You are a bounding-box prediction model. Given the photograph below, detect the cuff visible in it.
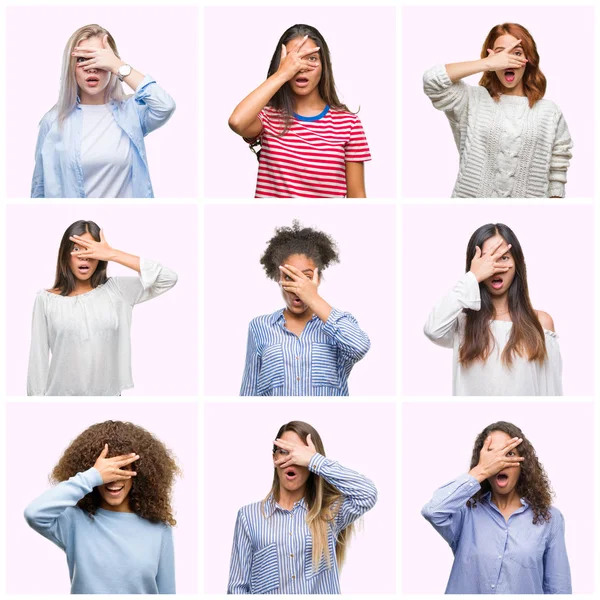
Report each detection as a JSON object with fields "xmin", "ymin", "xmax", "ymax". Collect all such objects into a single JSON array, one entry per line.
[
  {"xmin": 84, "ymin": 467, "xmax": 104, "ymax": 488},
  {"xmin": 548, "ymin": 181, "xmax": 566, "ymax": 198},
  {"xmin": 134, "ymin": 74, "xmax": 158, "ymax": 97},
  {"xmin": 139, "ymin": 257, "xmax": 161, "ymax": 289},
  {"xmin": 423, "ymin": 64, "xmax": 453, "ymax": 90},
  {"xmin": 308, "ymin": 453, "xmax": 327, "ymax": 474}
]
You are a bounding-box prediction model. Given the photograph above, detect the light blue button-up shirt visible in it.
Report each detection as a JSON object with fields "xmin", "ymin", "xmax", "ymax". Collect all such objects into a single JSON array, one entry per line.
[
  {"xmin": 422, "ymin": 473, "xmax": 572, "ymax": 594},
  {"xmin": 31, "ymin": 75, "xmax": 175, "ymax": 198},
  {"xmin": 240, "ymin": 307, "xmax": 370, "ymax": 396},
  {"xmin": 227, "ymin": 453, "xmax": 377, "ymax": 594}
]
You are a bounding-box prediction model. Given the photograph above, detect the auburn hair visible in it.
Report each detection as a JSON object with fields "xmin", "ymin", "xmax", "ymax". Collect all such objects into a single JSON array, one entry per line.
[
  {"xmin": 479, "ymin": 23, "xmax": 546, "ymax": 108},
  {"xmin": 459, "ymin": 223, "xmax": 547, "ymax": 367}
]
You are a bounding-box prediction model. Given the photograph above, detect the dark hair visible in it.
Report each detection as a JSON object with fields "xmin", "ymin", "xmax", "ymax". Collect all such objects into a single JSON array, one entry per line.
[
  {"xmin": 460, "ymin": 223, "xmax": 546, "ymax": 367},
  {"xmin": 479, "ymin": 23, "xmax": 546, "ymax": 108},
  {"xmin": 52, "ymin": 220, "xmax": 108, "ymax": 296},
  {"xmin": 467, "ymin": 421, "xmax": 553, "ymax": 524},
  {"xmin": 260, "ymin": 220, "xmax": 339, "ymax": 280},
  {"xmin": 267, "ymin": 24, "xmax": 350, "ymax": 132},
  {"xmin": 51, "ymin": 420, "xmax": 180, "ymax": 525}
]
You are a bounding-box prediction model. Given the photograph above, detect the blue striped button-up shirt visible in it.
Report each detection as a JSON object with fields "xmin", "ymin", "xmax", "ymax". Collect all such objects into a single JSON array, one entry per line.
[
  {"xmin": 240, "ymin": 307, "xmax": 370, "ymax": 396},
  {"xmin": 421, "ymin": 473, "xmax": 572, "ymax": 594},
  {"xmin": 227, "ymin": 453, "xmax": 378, "ymax": 594}
]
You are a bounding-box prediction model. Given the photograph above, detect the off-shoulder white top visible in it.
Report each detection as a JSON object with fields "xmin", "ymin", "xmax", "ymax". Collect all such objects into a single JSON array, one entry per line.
[
  {"xmin": 424, "ymin": 272, "xmax": 562, "ymax": 396},
  {"xmin": 27, "ymin": 258, "xmax": 177, "ymax": 396}
]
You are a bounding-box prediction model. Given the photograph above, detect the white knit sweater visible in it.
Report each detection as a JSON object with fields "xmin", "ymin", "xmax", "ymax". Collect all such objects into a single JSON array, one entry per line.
[{"xmin": 423, "ymin": 64, "xmax": 573, "ymax": 198}]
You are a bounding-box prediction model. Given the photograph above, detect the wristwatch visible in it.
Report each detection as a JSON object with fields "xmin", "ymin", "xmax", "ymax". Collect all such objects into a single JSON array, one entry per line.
[{"xmin": 117, "ymin": 64, "xmax": 132, "ymax": 81}]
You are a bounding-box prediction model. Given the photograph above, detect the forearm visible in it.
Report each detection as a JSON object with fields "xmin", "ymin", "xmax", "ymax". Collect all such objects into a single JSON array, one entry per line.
[
  {"xmin": 445, "ymin": 58, "xmax": 488, "ymax": 83},
  {"xmin": 310, "ymin": 295, "xmax": 333, "ymax": 323},
  {"xmin": 229, "ymin": 73, "xmax": 288, "ymax": 137},
  {"xmin": 321, "ymin": 308, "xmax": 370, "ymax": 361},
  {"xmin": 110, "ymin": 249, "xmax": 141, "ymax": 272},
  {"xmin": 110, "ymin": 58, "xmax": 145, "ymax": 92}
]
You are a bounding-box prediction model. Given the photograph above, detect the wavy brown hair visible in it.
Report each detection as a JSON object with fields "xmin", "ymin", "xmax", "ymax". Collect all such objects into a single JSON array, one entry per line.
[
  {"xmin": 459, "ymin": 223, "xmax": 547, "ymax": 367},
  {"xmin": 51, "ymin": 421, "xmax": 180, "ymax": 525},
  {"xmin": 263, "ymin": 421, "xmax": 354, "ymax": 570},
  {"xmin": 267, "ymin": 24, "xmax": 351, "ymax": 133},
  {"xmin": 467, "ymin": 421, "xmax": 553, "ymax": 524},
  {"xmin": 479, "ymin": 23, "xmax": 546, "ymax": 108}
]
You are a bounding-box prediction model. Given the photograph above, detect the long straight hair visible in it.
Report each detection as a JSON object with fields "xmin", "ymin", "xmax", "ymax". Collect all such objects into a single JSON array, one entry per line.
[
  {"xmin": 264, "ymin": 421, "xmax": 355, "ymax": 569},
  {"xmin": 459, "ymin": 223, "xmax": 547, "ymax": 367},
  {"xmin": 52, "ymin": 220, "xmax": 108, "ymax": 296},
  {"xmin": 266, "ymin": 24, "xmax": 350, "ymax": 133},
  {"xmin": 56, "ymin": 24, "xmax": 125, "ymax": 122},
  {"xmin": 479, "ymin": 23, "xmax": 546, "ymax": 108}
]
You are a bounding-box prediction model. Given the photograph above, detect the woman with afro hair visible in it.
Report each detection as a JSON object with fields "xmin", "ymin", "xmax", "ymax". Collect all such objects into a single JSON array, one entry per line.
[
  {"xmin": 421, "ymin": 421, "xmax": 571, "ymax": 594},
  {"xmin": 24, "ymin": 421, "xmax": 179, "ymax": 594},
  {"xmin": 240, "ymin": 221, "xmax": 370, "ymax": 396}
]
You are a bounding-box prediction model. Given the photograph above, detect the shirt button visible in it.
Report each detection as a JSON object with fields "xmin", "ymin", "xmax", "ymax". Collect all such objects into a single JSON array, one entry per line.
[
  {"xmin": 290, "ymin": 553, "xmax": 294, "ymax": 558},
  {"xmin": 296, "ymin": 356, "xmax": 299, "ymax": 359},
  {"xmin": 498, "ymin": 555, "xmax": 502, "ymax": 559},
  {"xmin": 491, "ymin": 585, "xmax": 495, "ymax": 589},
  {"xmin": 292, "ymin": 575, "xmax": 296, "ymax": 580},
  {"xmin": 296, "ymin": 376, "xmax": 300, "ymax": 381},
  {"xmin": 289, "ymin": 532, "xmax": 292, "ymax": 536}
]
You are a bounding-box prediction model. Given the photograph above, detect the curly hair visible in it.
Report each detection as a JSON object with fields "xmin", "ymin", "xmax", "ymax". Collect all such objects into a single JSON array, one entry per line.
[
  {"xmin": 260, "ymin": 220, "xmax": 340, "ymax": 281},
  {"xmin": 479, "ymin": 23, "xmax": 546, "ymax": 108},
  {"xmin": 51, "ymin": 421, "xmax": 180, "ymax": 525},
  {"xmin": 467, "ymin": 421, "xmax": 553, "ymax": 524}
]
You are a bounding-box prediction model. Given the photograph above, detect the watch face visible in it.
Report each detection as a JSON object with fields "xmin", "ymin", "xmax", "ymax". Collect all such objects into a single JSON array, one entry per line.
[{"xmin": 119, "ymin": 65, "xmax": 132, "ymax": 77}]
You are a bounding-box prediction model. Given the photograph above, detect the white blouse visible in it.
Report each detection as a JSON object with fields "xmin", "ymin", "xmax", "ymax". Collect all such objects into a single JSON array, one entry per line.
[
  {"xmin": 27, "ymin": 258, "xmax": 177, "ymax": 396},
  {"xmin": 424, "ymin": 272, "xmax": 562, "ymax": 396}
]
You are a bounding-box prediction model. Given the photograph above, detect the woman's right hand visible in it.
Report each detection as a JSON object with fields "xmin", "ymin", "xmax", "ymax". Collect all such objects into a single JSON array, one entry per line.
[
  {"xmin": 276, "ymin": 35, "xmax": 320, "ymax": 82},
  {"xmin": 469, "ymin": 436, "xmax": 524, "ymax": 482},
  {"xmin": 469, "ymin": 239, "xmax": 512, "ymax": 283},
  {"xmin": 483, "ymin": 38, "xmax": 528, "ymax": 72},
  {"xmin": 93, "ymin": 444, "xmax": 139, "ymax": 484}
]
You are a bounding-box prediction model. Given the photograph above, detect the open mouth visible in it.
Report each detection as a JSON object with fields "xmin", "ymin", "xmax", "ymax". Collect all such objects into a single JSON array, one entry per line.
[
  {"xmin": 295, "ymin": 76, "xmax": 309, "ymax": 87},
  {"xmin": 284, "ymin": 468, "xmax": 298, "ymax": 481},
  {"xmin": 291, "ymin": 296, "xmax": 303, "ymax": 307},
  {"xmin": 77, "ymin": 264, "xmax": 90, "ymax": 274},
  {"xmin": 496, "ymin": 473, "xmax": 509, "ymax": 488},
  {"xmin": 504, "ymin": 69, "xmax": 516, "ymax": 83},
  {"xmin": 86, "ymin": 75, "xmax": 100, "ymax": 87},
  {"xmin": 105, "ymin": 484, "xmax": 125, "ymax": 497},
  {"xmin": 491, "ymin": 277, "xmax": 504, "ymax": 290}
]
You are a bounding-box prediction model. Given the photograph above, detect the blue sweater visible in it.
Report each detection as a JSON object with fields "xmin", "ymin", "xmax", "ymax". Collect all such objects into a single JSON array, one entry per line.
[{"xmin": 24, "ymin": 467, "xmax": 175, "ymax": 594}]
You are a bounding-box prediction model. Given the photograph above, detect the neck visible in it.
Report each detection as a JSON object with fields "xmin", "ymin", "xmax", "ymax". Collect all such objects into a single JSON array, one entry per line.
[
  {"xmin": 99, "ymin": 499, "xmax": 133, "ymax": 513},
  {"xmin": 70, "ymin": 280, "xmax": 94, "ymax": 296},
  {"xmin": 277, "ymin": 486, "xmax": 306, "ymax": 510},
  {"xmin": 501, "ymin": 81, "xmax": 525, "ymax": 97},
  {"xmin": 491, "ymin": 294, "xmax": 510, "ymax": 317},
  {"xmin": 293, "ymin": 90, "xmax": 326, "ymax": 115},
  {"xmin": 79, "ymin": 90, "xmax": 107, "ymax": 106},
  {"xmin": 284, "ymin": 308, "xmax": 314, "ymax": 325},
  {"xmin": 491, "ymin": 488, "xmax": 521, "ymax": 511}
]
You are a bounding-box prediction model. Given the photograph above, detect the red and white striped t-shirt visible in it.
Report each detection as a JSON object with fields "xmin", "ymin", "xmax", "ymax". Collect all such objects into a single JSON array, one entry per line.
[{"xmin": 254, "ymin": 105, "xmax": 371, "ymax": 198}]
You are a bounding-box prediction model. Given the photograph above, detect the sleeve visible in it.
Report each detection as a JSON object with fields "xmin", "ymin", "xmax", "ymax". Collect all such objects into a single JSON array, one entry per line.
[
  {"xmin": 131, "ymin": 75, "xmax": 176, "ymax": 136},
  {"xmin": 31, "ymin": 114, "xmax": 53, "ymax": 198},
  {"xmin": 547, "ymin": 111, "xmax": 573, "ymax": 198},
  {"xmin": 544, "ymin": 331, "xmax": 563, "ymax": 396},
  {"xmin": 309, "ymin": 453, "xmax": 378, "ymax": 533},
  {"xmin": 423, "ymin": 64, "xmax": 471, "ymax": 126},
  {"xmin": 227, "ymin": 509, "xmax": 253, "ymax": 594},
  {"xmin": 345, "ymin": 116, "xmax": 372, "ymax": 162},
  {"xmin": 27, "ymin": 292, "xmax": 50, "ymax": 396},
  {"xmin": 321, "ymin": 308, "xmax": 371, "ymax": 364},
  {"xmin": 423, "ymin": 271, "xmax": 481, "ymax": 348},
  {"xmin": 239, "ymin": 323, "xmax": 260, "ymax": 396},
  {"xmin": 156, "ymin": 525, "xmax": 176, "ymax": 594},
  {"xmin": 23, "ymin": 468, "xmax": 103, "ymax": 550},
  {"xmin": 113, "ymin": 258, "xmax": 178, "ymax": 306},
  {"xmin": 420, "ymin": 473, "xmax": 478, "ymax": 551},
  {"xmin": 542, "ymin": 509, "xmax": 572, "ymax": 593}
]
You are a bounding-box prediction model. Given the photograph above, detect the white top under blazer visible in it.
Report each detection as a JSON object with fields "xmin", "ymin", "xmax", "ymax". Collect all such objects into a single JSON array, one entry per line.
[{"xmin": 424, "ymin": 272, "xmax": 562, "ymax": 396}]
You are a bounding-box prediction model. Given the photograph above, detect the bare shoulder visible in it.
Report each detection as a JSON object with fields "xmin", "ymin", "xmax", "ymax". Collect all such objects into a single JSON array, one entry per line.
[
  {"xmin": 46, "ymin": 288, "xmax": 61, "ymax": 295},
  {"xmin": 536, "ymin": 310, "xmax": 555, "ymax": 332}
]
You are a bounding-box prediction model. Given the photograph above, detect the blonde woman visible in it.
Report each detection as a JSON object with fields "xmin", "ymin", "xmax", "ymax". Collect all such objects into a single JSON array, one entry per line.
[
  {"xmin": 31, "ymin": 24, "xmax": 175, "ymax": 198},
  {"xmin": 227, "ymin": 421, "xmax": 377, "ymax": 594}
]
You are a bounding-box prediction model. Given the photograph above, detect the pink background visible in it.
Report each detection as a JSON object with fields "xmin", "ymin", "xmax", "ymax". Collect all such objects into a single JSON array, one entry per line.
[
  {"xmin": 402, "ymin": 401, "xmax": 595, "ymax": 594},
  {"xmin": 5, "ymin": 204, "xmax": 199, "ymax": 396},
  {"xmin": 204, "ymin": 204, "xmax": 397, "ymax": 396},
  {"xmin": 402, "ymin": 6, "xmax": 594, "ymax": 198},
  {"xmin": 204, "ymin": 401, "xmax": 396, "ymax": 594},
  {"xmin": 6, "ymin": 402, "xmax": 199, "ymax": 594},
  {"xmin": 203, "ymin": 7, "xmax": 397, "ymax": 198},
  {"xmin": 6, "ymin": 6, "xmax": 199, "ymax": 198},
  {"xmin": 402, "ymin": 204, "xmax": 595, "ymax": 396}
]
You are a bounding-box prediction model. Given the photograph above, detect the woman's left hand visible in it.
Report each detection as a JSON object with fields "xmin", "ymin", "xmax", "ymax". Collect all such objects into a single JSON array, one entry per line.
[
  {"xmin": 273, "ymin": 434, "xmax": 317, "ymax": 469},
  {"xmin": 279, "ymin": 264, "xmax": 320, "ymax": 306},
  {"xmin": 73, "ymin": 34, "xmax": 124, "ymax": 74},
  {"xmin": 70, "ymin": 230, "xmax": 116, "ymax": 262}
]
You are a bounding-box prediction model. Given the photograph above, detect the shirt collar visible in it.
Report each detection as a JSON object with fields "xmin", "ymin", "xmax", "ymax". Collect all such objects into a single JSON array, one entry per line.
[
  {"xmin": 270, "ymin": 309, "xmax": 319, "ymax": 326},
  {"xmin": 264, "ymin": 494, "xmax": 307, "ymax": 517}
]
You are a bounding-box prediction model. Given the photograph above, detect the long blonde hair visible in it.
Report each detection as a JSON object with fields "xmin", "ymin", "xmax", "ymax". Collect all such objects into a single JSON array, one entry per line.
[
  {"xmin": 263, "ymin": 421, "xmax": 355, "ymax": 570},
  {"xmin": 56, "ymin": 24, "xmax": 125, "ymax": 122}
]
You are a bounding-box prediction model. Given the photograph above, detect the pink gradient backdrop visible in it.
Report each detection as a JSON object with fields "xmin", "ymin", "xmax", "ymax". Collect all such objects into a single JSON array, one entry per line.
[
  {"xmin": 402, "ymin": 204, "xmax": 595, "ymax": 396},
  {"xmin": 204, "ymin": 401, "xmax": 396, "ymax": 594},
  {"xmin": 402, "ymin": 6, "xmax": 594, "ymax": 198},
  {"xmin": 204, "ymin": 7, "xmax": 396, "ymax": 198},
  {"xmin": 6, "ymin": 6, "xmax": 199, "ymax": 198},
  {"xmin": 6, "ymin": 402, "xmax": 199, "ymax": 594},
  {"xmin": 402, "ymin": 401, "xmax": 595, "ymax": 594},
  {"xmin": 204, "ymin": 204, "xmax": 396, "ymax": 396},
  {"xmin": 5, "ymin": 204, "xmax": 199, "ymax": 396}
]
